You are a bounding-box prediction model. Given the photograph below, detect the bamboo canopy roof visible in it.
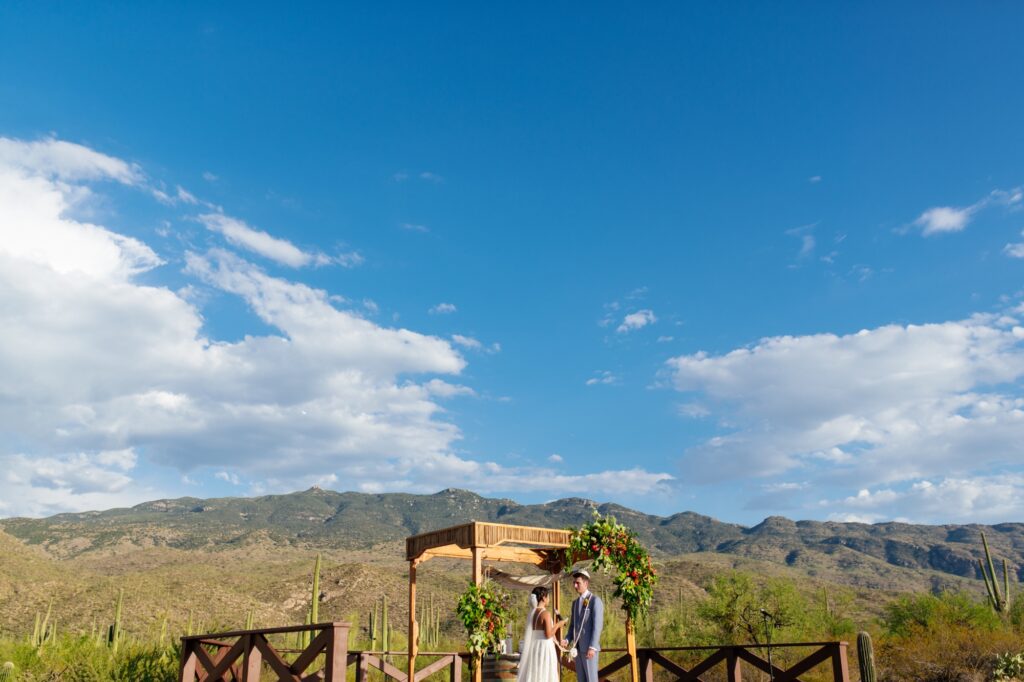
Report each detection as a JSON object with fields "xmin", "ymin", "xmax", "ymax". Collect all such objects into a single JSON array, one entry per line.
[{"xmin": 405, "ymin": 521, "xmax": 572, "ymax": 571}]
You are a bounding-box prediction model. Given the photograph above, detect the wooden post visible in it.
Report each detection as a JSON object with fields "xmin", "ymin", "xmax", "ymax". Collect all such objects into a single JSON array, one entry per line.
[
  {"xmin": 726, "ymin": 647, "xmax": 742, "ymax": 682},
  {"xmin": 552, "ymin": 574, "xmax": 561, "ymax": 616},
  {"xmin": 241, "ymin": 634, "xmax": 262, "ymax": 681},
  {"xmin": 409, "ymin": 562, "xmax": 419, "ymax": 682},
  {"xmin": 832, "ymin": 642, "xmax": 850, "ymax": 682},
  {"xmin": 472, "ymin": 547, "xmax": 483, "ymax": 682},
  {"xmin": 623, "ymin": 616, "xmax": 639, "ymax": 682},
  {"xmin": 472, "ymin": 546, "xmax": 483, "ymax": 585},
  {"xmin": 179, "ymin": 640, "xmax": 197, "ymax": 682},
  {"xmin": 326, "ymin": 623, "xmax": 350, "ymax": 681},
  {"xmin": 357, "ymin": 652, "xmax": 369, "ymax": 682},
  {"xmin": 640, "ymin": 650, "xmax": 654, "ymax": 682},
  {"xmin": 451, "ymin": 654, "xmax": 463, "ymax": 682}
]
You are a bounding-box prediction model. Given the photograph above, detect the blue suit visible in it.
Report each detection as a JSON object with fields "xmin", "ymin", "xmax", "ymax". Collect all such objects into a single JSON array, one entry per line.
[{"xmin": 566, "ymin": 592, "xmax": 603, "ymax": 682}]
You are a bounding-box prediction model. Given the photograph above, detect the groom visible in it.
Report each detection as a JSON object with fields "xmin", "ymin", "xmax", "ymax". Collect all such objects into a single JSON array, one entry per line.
[{"xmin": 561, "ymin": 569, "xmax": 604, "ymax": 682}]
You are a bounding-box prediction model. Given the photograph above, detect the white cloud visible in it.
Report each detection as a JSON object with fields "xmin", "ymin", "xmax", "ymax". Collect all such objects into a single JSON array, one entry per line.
[
  {"xmin": 200, "ymin": 213, "xmax": 331, "ymax": 268},
  {"xmin": 346, "ymin": 452, "xmax": 674, "ymax": 498},
  {"xmin": 215, "ymin": 470, "xmax": 241, "ymax": 485},
  {"xmin": 665, "ymin": 312, "xmax": 1024, "ymax": 521},
  {"xmin": 808, "ymin": 176, "xmax": 822, "ymax": 184},
  {"xmin": 423, "ymin": 379, "xmax": 476, "ymax": 398},
  {"xmin": 1004, "ymin": 231, "xmax": 1024, "ymax": 259},
  {"xmin": 586, "ymin": 370, "xmax": 617, "ymax": 386},
  {"xmin": 677, "ymin": 402, "xmax": 710, "ymax": 418},
  {"xmin": 335, "ymin": 251, "xmax": 365, "ymax": 268},
  {"xmin": 419, "ymin": 172, "xmax": 443, "ymax": 183},
  {"xmin": 822, "ymin": 476, "xmax": 1024, "ymax": 524},
  {"xmin": 450, "ymin": 335, "xmax": 501, "ymax": 355},
  {"xmin": 913, "ymin": 187, "xmax": 1022, "ymax": 237},
  {"xmin": 0, "ymin": 450, "xmax": 155, "ymax": 517},
  {"xmin": 785, "ymin": 223, "xmax": 817, "ymax": 259},
  {"xmin": 0, "ymin": 136, "xmax": 481, "ymax": 513},
  {"xmin": 657, "ymin": 336, "xmax": 675, "ymax": 343},
  {"xmin": 176, "ymin": 186, "xmax": 199, "ymax": 205},
  {"xmin": 0, "ymin": 135, "xmax": 677, "ymax": 516},
  {"xmin": 202, "ymin": 171, "xmax": 218, "ymax": 182},
  {"xmin": 451, "ymin": 334, "xmax": 481, "ymax": 350},
  {"xmin": 617, "ymin": 309, "xmax": 656, "ymax": 333},
  {"xmin": 0, "ymin": 137, "xmax": 143, "ymax": 185},
  {"xmin": 548, "ymin": 454, "xmax": 563, "ymax": 463},
  {"xmin": 430, "ymin": 302, "xmax": 457, "ymax": 315},
  {"xmin": 1005, "ymin": 243, "xmax": 1024, "ymax": 258},
  {"xmin": 401, "ymin": 222, "xmax": 429, "ymax": 233},
  {"xmin": 915, "ymin": 206, "xmax": 974, "ymax": 236}
]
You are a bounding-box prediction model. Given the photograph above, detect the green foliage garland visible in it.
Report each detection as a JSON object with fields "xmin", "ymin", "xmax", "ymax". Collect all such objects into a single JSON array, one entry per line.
[
  {"xmin": 455, "ymin": 581, "xmax": 511, "ymax": 657},
  {"xmin": 568, "ymin": 513, "xmax": 657, "ymax": 621}
]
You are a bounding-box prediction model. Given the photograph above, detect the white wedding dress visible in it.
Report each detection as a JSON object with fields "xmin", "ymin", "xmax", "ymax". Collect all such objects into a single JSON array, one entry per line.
[{"xmin": 517, "ymin": 606, "xmax": 560, "ymax": 682}]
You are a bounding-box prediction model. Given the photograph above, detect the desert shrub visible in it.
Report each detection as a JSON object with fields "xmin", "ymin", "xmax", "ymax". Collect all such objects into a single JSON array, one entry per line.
[
  {"xmin": 0, "ymin": 636, "xmax": 176, "ymax": 681},
  {"xmin": 882, "ymin": 591, "xmax": 1001, "ymax": 638},
  {"xmin": 878, "ymin": 624, "xmax": 1024, "ymax": 682},
  {"xmin": 993, "ymin": 651, "xmax": 1024, "ymax": 681},
  {"xmin": 1010, "ymin": 593, "xmax": 1024, "ymax": 632},
  {"xmin": 697, "ymin": 571, "xmax": 811, "ymax": 644}
]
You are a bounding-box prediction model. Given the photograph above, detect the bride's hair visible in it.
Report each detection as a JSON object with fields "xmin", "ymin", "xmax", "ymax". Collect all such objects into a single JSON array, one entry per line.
[{"xmin": 531, "ymin": 586, "xmax": 549, "ymax": 603}]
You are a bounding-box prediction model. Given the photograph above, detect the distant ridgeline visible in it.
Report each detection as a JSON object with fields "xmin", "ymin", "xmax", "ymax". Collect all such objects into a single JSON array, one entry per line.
[{"xmin": 1, "ymin": 487, "xmax": 1020, "ymax": 583}]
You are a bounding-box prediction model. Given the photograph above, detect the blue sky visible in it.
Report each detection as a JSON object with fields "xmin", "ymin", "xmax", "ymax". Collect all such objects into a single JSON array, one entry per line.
[{"xmin": 2, "ymin": 3, "xmax": 1024, "ymax": 524}]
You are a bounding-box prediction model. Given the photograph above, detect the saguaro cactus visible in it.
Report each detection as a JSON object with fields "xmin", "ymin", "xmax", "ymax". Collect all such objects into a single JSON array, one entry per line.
[
  {"xmin": 381, "ymin": 595, "xmax": 390, "ymax": 661},
  {"xmin": 108, "ymin": 588, "xmax": 124, "ymax": 652},
  {"xmin": 0, "ymin": 662, "xmax": 16, "ymax": 682},
  {"xmin": 369, "ymin": 602, "xmax": 378, "ymax": 649},
  {"xmin": 857, "ymin": 631, "xmax": 876, "ymax": 682},
  {"xmin": 311, "ymin": 553, "xmax": 322, "ymax": 625},
  {"xmin": 979, "ymin": 532, "xmax": 1011, "ymax": 612}
]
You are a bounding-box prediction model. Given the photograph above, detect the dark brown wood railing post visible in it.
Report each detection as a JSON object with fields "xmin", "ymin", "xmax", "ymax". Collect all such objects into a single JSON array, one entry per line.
[
  {"xmin": 179, "ymin": 639, "xmax": 197, "ymax": 682},
  {"xmin": 726, "ymin": 647, "xmax": 742, "ymax": 682},
  {"xmin": 640, "ymin": 650, "xmax": 654, "ymax": 682},
  {"xmin": 242, "ymin": 634, "xmax": 262, "ymax": 681},
  {"xmin": 832, "ymin": 642, "xmax": 850, "ymax": 682},
  {"xmin": 357, "ymin": 652, "xmax": 369, "ymax": 682}
]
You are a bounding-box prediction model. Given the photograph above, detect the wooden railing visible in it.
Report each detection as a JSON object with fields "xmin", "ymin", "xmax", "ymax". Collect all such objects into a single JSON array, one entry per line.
[
  {"xmin": 179, "ymin": 623, "xmax": 464, "ymax": 682},
  {"xmin": 180, "ymin": 622, "xmax": 350, "ymax": 681},
  {"xmin": 181, "ymin": 626, "xmax": 846, "ymax": 682},
  {"xmin": 561, "ymin": 643, "xmax": 849, "ymax": 682}
]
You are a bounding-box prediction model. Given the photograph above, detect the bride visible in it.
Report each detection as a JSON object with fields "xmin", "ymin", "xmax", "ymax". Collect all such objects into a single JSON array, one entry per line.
[{"xmin": 517, "ymin": 586, "xmax": 569, "ymax": 682}]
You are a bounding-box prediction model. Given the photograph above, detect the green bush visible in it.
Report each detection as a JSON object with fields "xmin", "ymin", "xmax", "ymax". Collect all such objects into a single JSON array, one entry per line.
[
  {"xmin": 882, "ymin": 590, "xmax": 1001, "ymax": 637},
  {"xmin": 878, "ymin": 624, "xmax": 1023, "ymax": 682},
  {"xmin": 994, "ymin": 651, "xmax": 1024, "ymax": 681},
  {"xmin": 0, "ymin": 635, "xmax": 176, "ymax": 681}
]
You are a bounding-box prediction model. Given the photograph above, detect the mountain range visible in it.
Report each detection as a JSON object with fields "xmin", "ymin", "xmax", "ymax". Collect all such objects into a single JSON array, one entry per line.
[{"xmin": 2, "ymin": 487, "xmax": 1017, "ymax": 585}]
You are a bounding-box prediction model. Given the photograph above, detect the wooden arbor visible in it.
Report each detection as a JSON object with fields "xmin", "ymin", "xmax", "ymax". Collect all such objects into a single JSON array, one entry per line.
[{"xmin": 406, "ymin": 522, "xmax": 573, "ymax": 682}]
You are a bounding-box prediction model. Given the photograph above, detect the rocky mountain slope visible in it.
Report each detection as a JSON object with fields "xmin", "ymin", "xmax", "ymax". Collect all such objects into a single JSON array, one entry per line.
[{"xmin": 2, "ymin": 487, "xmax": 1017, "ymax": 585}]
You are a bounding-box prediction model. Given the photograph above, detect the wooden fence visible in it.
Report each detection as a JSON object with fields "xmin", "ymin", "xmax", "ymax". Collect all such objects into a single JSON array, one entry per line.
[
  {"xmin": 563, "ymin": 643, "xmax": 849, "ymax": 682},
  {"xmin": 179, "ymin": 623, "xmax": 462, "ymax": 682},
  {"xmin": 180, "ymin": 626, "xmax": 847, "ymax": 682}
]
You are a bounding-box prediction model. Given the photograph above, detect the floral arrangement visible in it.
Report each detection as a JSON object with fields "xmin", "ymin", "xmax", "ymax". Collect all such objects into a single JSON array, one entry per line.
[
  {"xmin": 567, "ymin": 512, "xmax": 658, "ymax": 621},
  {"xmin": 456, "ymin": 581, "xmax": 512, "ymax": 657}
]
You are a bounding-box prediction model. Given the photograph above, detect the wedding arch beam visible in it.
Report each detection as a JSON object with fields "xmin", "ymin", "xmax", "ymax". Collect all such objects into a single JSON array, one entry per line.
[{"xmin": 405, "ymin": 522, "xmax": 575, "ymax": 682}]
